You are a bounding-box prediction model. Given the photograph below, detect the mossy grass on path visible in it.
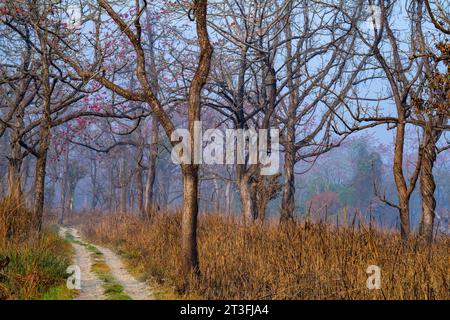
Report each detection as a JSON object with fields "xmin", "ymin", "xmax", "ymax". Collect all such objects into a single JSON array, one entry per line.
[
  {"xmin": 63, "ymin": 228, "xmax": 131, "ymax": 300},
  {"xmin": 90, "ymin": 251, "xmax": 132, "ymax": 300}
]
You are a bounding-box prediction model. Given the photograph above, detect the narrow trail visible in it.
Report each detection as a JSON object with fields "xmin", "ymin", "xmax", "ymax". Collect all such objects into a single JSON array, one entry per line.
[
  {"xmin": 95, "ymin": 245, "xmax": 154, "ymax": 300},
  {"xmin": 59, "ymin": 227, "xmax": 105, "ymax": 300},
  {"xmin": 60, "ymin": 226, "xmax": 154, "ymax": 300}
]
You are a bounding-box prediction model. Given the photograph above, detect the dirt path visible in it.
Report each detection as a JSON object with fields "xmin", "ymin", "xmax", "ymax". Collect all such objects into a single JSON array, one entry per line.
[
  {"xmin": 60, "ymin": 227, "xmax": 154, "ymax": 300},
  {"xmin": 59, "ymin": 227, "xmax": 105, "ymax": 300},
  {"xmin": 95, "ymin": 245, "xmax": 154, "ymax": 300}
]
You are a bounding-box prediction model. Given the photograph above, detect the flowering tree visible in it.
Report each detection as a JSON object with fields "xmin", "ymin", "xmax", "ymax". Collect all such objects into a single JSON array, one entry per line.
[{"xmin": 57, "ymin": 0, "xmax": 213, "ymax": 282}]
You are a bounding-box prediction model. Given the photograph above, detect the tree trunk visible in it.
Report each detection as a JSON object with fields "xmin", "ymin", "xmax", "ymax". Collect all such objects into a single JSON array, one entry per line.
[
  {"xmin": 213, "ymin": 179, "xmax": 221, "ymax": 212},
  {"xmin": 108, "ymin": 167, "xmax": 115, "ymax": 212},
  {"xmin": 392, "ymin": 120, "xmax": 410, "ymax": 240},
  {"xmin": 7, "ymin": 112, "xmax": 24, "ymax": 196},
  {"xmin": 143, "ymin": 14, "xmax": 159, "ymax": 219},
  {"xmin": 225, "ymin": 181, "xmax": 231, "ymax": 216},
  {"xmin": 33, "ymin": 137, "xmax": 49, "ymax": 232},
  {"xmin": 256, "ymin": 188, "xmax": 268, "ymax": 223},
  {"xmin": 238, "ymin": 175, "xmax": 257, "ymax": 222},
  {"xmin": 177, "ymin": 0, "xmax": 213, "ymax": 284},
  {"xmin": 119, "ymin": 158, "xmax": 127, "ymax": 213},
  {"xmin": 136, "ymin": 165, "xmax": 144, "ymax": 217},
  {"xmin": 180, "ymin": 166, "xmax": 199, "ymax": 278},
  {"xmin": 59, "ymin": 147, "xmax": 69, "ymax": 225},
  {"xmin": 280, "ymin": 139, "xmax": 296, "ymax": 223},
  {"xmin": 419, "ymin": 132, "xmax": 438, "ymax": 244},
  {"xmin": 90, "ymin": 157, "xmax": 98, "ymax": 209},
  {"xmin": 20, "ymin": 154, "xmax": 31, "ymax": 206},
  {"xmin": 7, "ymin": 136, "xmax": 22, "ymax": 196},
  {"xmin": 34, "ymin": 26, "xmax": 52, "ymax": 233},
  {"xmin": 33, "ymin": 73, "xmax": 51, "ymax": 232},
  {"xmin": 280, "ymin": 18, "xmax": 298, "ymax": 224},
  {"xmin": 144, "ymin": 117, "xmax": 158, "ymax": 219}
]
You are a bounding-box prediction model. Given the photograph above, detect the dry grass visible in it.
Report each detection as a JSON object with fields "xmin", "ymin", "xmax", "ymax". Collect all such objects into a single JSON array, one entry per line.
[
  {"xmin": 0, "ymin": 229, "xmax": 74, "ymax": 300},
  {"xmin": 0, "ymin": 192, "xmax": 74, "ymax": 300},
  {"xmin": 74, "ymin": 211, "xmax": 449, "ymax": 300},
  {"xmin": 0, "ymin": 191, "xmax": 36, "ymax": 246}
]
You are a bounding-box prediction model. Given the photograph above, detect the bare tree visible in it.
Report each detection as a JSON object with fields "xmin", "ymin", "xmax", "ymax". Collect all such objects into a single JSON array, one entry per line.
[
  {"xmin": 412, "ymin": 0, "xmax": 450, "ymax": 243},
  {"xmin": 58, "ymin": 0, "xmax": 213, "ymax": 281},
  {"xmin": 337, "ymin": 0, "xmax": 429, "ymax": 240},
  {"xmin": 278, "ymin": 1, "xmax": 365, "ymax": 222}
]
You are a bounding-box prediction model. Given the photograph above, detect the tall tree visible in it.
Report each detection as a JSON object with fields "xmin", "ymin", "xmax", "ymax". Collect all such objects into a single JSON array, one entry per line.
[
  {"xmin": 59, "ymin": 0, "xmax": 213, "ymax": 281},
  {"xmin": 413, "ymin": 0, "xmax": 449, "ymax": 243}
]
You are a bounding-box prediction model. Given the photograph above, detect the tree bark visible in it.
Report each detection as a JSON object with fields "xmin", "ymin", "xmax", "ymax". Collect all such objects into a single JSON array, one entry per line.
[
  {"xmin": 144, "ymin": 117, "xmax": 158, "ymax": 219},
  {"xmin": 256, "ymin": 185, "xmax": 268, "ymax": 223},
  {"xmin": 236, "ymin": 163, "xmax": 257, "ymax": 222},
  {"xmin": 280, "ymin": 131, "xmax": 296, "ymax": 223},
  {"xmin": 119, "ymin": 158, "xmax": 127, "ymax": 213},
  {"xmin": 135, "ymin": 146, "xmax": 144, "ymax": 217},
  {"xmin": 7, "ymin": 133, "xmax": 22, "ymax": 196},
  {"xmin": 21, "ymin": 154, "xmax": 31, "ymax": 202},
  {"xmin": 90, "ymin": 157, "xmax": 98, "ymax": 209},
  {"xmin": 225, "ymin": 181, "xmax": 231, "ymax": 216},
  {"xmin": 7, "ymin": 107, "xmax": 25, "ymax": 196},
  {"xmin": 392, "ymin": 120, "xmax": 411, "ymax": 240},
  {"xmin": 33, "ymin": 129, "xmax": 50, "ymax": 232},
  {"xmin": 419, "ymin": 143, "xmax": 436, "ymax": 243},
  {"xmin": 238, "ymin": 176, "xmax": 257, "ymax": 222},
  {"xmin": 59, "ymin": 146, "xmax": 69, "ymax": 225},
  {"xmin": 419, "ymin": 126, "xmax": 440, "ymax": 244},
  {"xmin": 180, "ymin": 166, "xmax": 200, "ymax": 278},
  {"xmin": 213, "ymin": 179, "xmax": 221, "ymax": 212}
]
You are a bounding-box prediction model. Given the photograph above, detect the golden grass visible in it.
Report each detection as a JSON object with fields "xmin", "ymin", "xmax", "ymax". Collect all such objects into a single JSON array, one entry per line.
[
  {"xmin": 73, "ymin": 212, "xmax": 449, "ymax": 300},
  {"xmin": 0, "ymin": 192, "xmax": 74, "ymax": 300},
  {"xmin": 0, "ymin": 229, "xmax": 74, "ymax": 300},
  {"xmin": 0, "ymin": 191, "xmax": 36, "ymax": 246}
]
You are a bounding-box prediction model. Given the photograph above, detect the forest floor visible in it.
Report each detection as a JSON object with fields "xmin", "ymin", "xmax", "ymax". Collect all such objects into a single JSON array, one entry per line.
[{"xmin": 59, "ymin": 227, "xmax": 154, "ymax": 300}]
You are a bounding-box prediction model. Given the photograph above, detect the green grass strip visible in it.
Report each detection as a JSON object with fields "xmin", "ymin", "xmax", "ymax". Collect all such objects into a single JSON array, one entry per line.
[{"xmin": 64, "ymin": 229, "xmax": 132, "ymax": 300}]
